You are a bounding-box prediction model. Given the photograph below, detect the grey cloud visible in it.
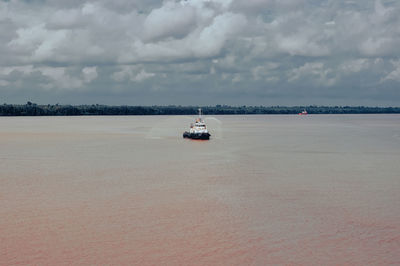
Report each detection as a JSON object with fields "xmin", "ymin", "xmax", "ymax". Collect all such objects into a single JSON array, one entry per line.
[{"xmin": 0, "ymin": 0, "xmax": 399, "ymax": 105}]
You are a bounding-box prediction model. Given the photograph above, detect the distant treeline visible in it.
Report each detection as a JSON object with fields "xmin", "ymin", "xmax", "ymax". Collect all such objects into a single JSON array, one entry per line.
[{"xmin": 0, "ymin": 102, "xmax": 399, "ymax": 116}]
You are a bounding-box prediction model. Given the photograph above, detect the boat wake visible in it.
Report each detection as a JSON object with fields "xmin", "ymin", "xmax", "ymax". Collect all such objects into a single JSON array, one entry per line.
[{"xmin": 204, "ymin": 117, "xmax": 223, "ymax": 139}]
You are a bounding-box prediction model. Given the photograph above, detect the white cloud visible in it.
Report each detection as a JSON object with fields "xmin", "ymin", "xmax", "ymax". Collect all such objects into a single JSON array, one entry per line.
[
  {"xmin": 193, "ymin": 12, "xmax": 247, "ymax": 57},
  {"xmin": 252, "ymin": 63, "xmax": 279, "ymax": 81},
  {"xmin": 33, "ymin": 30, "xmax": 68, "ymax": 61},
  {"xmin": 112, "ymin": 66, "xmax": 155, "ymax": 82},
  {"xmin": 143, "ymin": 1, "xmax": 197, "ymax": 41},
  {"xmin": 38, "ymin": 67, "xmax": 84, "ymax": 90},
  {"xmin": 133, "ymin": 69, "xmax": 155, "ymax": 82},
  {"xmin": 210, "ymin": 66, "xmax": 216, "ymax": 74},
  {"xmin": 111, "ymin": 65, "xmax": 135, "ymax": 82},
  {"xmin": 119, "ymin": 11, "xmax": 246, "ymax": 63},
  {"xmin": 0, "ymin": 65, "xmax": 34, "ymax": 75},
  {"xmin": 4, "ymin": 0, "xmax": 399, "ymax": 64},
  {"xmin": 47, "ymin": 9, "xmax": 84, "ymax": 29},
  {"xmin": 0, "ymin": 65, "xmax": 99, "ymax": 90},
  {"xmin": 289, "ymin": 62, "xmax": 336, "ymax": 87},
  {"xmin": 382, "ymin": 60, "xmax": 400, "ymax": 82},
  {"xmin": 0, "ymin": 80, "xmax": 9, "ymax": 86},
  {"xmin": 339, "ymin": 59, "xmax": 371, "ymax": 74},
  {"xmin": 82, "ymin": 67, "xmax": 98, "ymax": 83},
  {"xmin": 8, "ymin": 24, "xmax": 48, "ymax": 54}
]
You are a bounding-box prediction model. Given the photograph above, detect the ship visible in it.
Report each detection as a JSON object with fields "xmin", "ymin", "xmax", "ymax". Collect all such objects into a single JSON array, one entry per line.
[
  {"xmin": 298, "ymin": 110, "xmax": 308, "ymax": 115},
  {"xmin": 183, "ymin": 108, "xmax": 211, "ymax": 140}
]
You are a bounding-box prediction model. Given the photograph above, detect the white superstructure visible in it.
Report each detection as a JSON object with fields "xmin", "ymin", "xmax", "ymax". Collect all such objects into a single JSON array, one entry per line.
[{"xmin": 189, "ymin": 108, "xmax": 209, "ymax": 134}]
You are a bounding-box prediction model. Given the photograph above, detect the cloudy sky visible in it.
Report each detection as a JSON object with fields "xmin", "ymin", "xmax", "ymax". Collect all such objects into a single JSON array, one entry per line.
[{"xmin": 0, "ymin": 0, "xmax": 399, "ymax": 106}]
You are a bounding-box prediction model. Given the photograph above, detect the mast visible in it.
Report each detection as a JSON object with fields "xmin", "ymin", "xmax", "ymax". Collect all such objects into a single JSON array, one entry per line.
[{"xmin": 198, "ymin": 108, "xmax": 202, "ymax": 119}]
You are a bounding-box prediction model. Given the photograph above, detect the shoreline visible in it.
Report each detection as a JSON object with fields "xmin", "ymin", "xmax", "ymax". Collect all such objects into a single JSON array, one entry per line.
[{"xmin": 1, "ymin": 104, "xmax": 400, "ymax": 116}]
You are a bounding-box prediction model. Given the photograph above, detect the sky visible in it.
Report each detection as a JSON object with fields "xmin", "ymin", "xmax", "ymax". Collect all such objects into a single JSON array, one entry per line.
[{"xmin": 0, "ymin": 0, "xmax": 399, "ymax": 106}]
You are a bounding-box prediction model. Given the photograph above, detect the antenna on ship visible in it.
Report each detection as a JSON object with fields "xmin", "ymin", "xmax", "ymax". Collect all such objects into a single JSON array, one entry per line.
[{"xmin": 198, "ymin": 108, "xmax": 202, "ymax": 119}]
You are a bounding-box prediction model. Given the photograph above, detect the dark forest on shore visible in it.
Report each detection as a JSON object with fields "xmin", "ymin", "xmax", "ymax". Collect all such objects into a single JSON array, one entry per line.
[{"xmin": 1, "ymin": 102, "xmax": 399, "ymax": 116}]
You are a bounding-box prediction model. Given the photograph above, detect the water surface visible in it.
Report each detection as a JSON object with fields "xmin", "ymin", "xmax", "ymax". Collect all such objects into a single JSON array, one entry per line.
[{"xmin": 1, "ymin": 115, "xmax": 399, "ymax": 265}]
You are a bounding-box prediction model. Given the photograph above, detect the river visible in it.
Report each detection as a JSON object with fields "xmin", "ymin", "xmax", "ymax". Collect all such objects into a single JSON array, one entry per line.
[{"xmin": 1, "ymin": 115, "xmax": 399, "ymax": 265}]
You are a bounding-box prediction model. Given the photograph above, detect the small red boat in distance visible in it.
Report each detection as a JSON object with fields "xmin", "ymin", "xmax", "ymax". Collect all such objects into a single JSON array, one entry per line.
[{"xmin": 298, "ymin": 110, "xmax": 308, "ymax": 115}]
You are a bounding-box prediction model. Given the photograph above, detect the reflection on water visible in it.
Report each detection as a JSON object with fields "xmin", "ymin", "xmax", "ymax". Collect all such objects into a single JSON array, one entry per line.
[{"xmin": 1, "ymin": 115, "xmax": 400, "ymax": 265}]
